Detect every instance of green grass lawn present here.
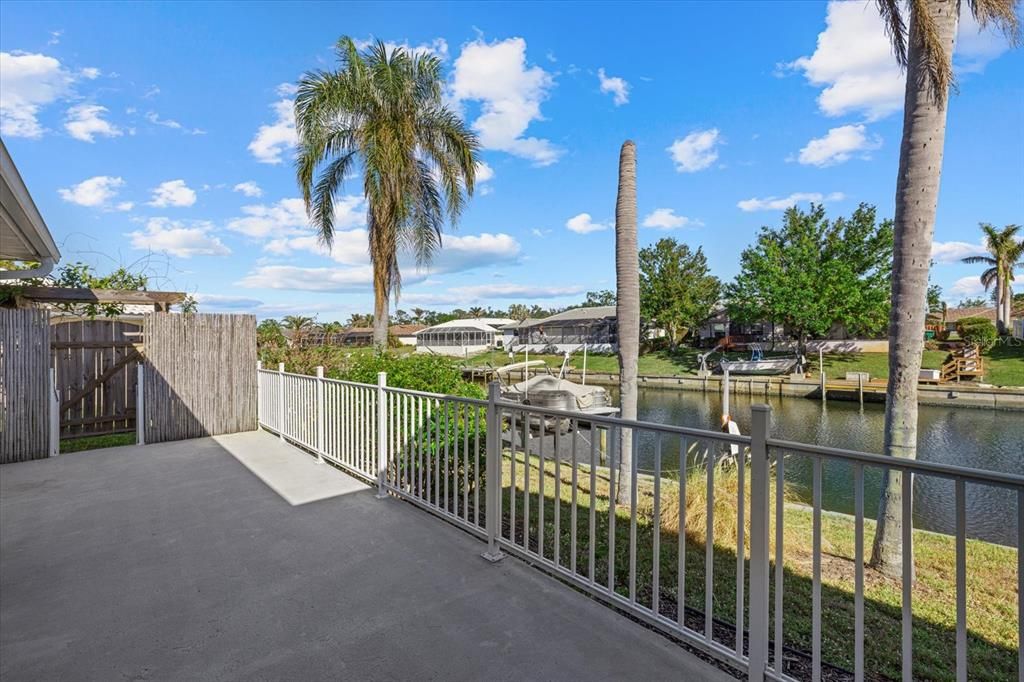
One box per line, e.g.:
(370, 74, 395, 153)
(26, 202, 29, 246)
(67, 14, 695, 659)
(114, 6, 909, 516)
(60, 432, 136, 453)
(467, 344, 1024, 387)
(498, 454, 1019, 681)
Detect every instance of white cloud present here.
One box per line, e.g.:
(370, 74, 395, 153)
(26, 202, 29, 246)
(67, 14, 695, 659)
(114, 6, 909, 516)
(642, 208, 700, 230)
(248, 98, 296, 164)
(667, 128, 720, 173)
(227, 196, 364, 238)
(931, 239, 988, 264)
(240, 231, 521, 292)
(64, 103, 122, 142)
(145, 111, 204, 135)
(58, 175, 131, 210)
(148, 179, 197, 208)
(193, 293, 267, 311)
(128, 218, 230, 258)
(566, 213, 609, 234)
(402, 283, 584, 306)
(0, 51, 75, 137)
(597, 68, 630, 106)
(796, 124, 882, 166)
(787, 1, 1014, 121)
(785, 1, 904, 120)
(475, 160, 495, 194)
(450, 37, 562, 166)
(737, 192, 845, 212)
(79, 67, 101, 80)
(47, 31, 63, 46)
(275, 82, 298, 97)
(233, 181, 263, 198)
(353, 37, 449, 60)
(949, 276, 985, 298)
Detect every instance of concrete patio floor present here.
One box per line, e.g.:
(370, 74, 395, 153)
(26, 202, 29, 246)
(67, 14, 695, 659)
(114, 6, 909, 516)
(1, 430, 735, 681)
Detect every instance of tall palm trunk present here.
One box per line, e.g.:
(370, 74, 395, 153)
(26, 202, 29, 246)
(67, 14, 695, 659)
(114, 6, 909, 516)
(871, 0, 958, 577)
(373, 289, 389, 348)
(615, 141, 639, 506)
(994, 271, 1005, 334)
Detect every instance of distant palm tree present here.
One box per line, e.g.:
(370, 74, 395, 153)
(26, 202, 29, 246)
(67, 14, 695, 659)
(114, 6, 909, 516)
(507, 303, 529, 321)
(871, 0, 1019, 577)
(615, 141, 639, 506)
(467, 306, 485, 318)
(411, 307, 428, 323)
(961, 223, 1023, 334)
(282, 315, 315, 347)
(295, 38, 479, 348)
(347, 313, 372, 328)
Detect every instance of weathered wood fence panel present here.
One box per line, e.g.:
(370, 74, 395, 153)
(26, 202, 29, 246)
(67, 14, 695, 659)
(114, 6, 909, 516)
(51, 318, 142, 439)
(1, 309, 51, 463)
(143, 313, 256, 443)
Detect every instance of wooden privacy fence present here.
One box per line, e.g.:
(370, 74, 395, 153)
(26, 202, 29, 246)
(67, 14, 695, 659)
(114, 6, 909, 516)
(142, 313, 257, 443)
(0, 309, 51, 463)
(51, 317, 142, 438)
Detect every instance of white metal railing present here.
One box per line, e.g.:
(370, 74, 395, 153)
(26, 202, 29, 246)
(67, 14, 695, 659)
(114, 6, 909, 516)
(256, 366, 1024, 682)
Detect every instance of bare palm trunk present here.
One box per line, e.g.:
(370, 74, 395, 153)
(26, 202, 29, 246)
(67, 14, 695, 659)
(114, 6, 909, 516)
(1005, 282, 1013, 333)
(615, 141, 639, 506)
(871, 0, 958, 577)
(995, 273, 1005, 334)
(373, 288, 389, 349)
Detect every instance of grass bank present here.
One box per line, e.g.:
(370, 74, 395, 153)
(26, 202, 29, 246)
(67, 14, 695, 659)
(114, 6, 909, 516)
(467, 344, 1024, 387)
(498, 453, 1019, 681)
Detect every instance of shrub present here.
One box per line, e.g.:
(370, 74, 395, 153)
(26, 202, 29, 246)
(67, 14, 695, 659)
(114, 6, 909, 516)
(337, 351, 483, 398)
(957, 318, 998, 350)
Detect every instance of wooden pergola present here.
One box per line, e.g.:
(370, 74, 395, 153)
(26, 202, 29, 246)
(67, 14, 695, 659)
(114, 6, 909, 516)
(11, 285, 186, 312)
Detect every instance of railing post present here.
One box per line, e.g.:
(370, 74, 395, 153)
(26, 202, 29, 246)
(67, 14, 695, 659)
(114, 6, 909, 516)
(315, 366, 324, 464)
(49, 367, 60, 457)
(482, 381, 505, 562)
(278, 362, 285, 443)
(748, 404, 771, 681)
(255, 361, 262, 427)
(136, 364, 145, 446)
(375, 371, 388, 499)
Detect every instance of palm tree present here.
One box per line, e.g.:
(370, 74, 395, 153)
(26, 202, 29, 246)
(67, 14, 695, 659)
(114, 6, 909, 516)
(467, 306, 485, 318)
(282, 315, 315, 347)
(295, 38, 479, 348)
(508, 303, 529, 321)
(615, 141, 639, 506)
(962, 223, 1024, 334)
(871, 0, 1019, 577)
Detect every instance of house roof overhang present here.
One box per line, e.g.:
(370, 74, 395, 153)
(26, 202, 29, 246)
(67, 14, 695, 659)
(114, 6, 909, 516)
(0, 138, 61, 269)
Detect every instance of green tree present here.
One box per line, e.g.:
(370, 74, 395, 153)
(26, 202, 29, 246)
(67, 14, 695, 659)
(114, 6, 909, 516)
(0, 261, 191, 317)
(871, 0, 1019, 577)
(582, 290, 616, 307)
(257, 319, 286, 348)
(926, 284, 942, 313)
(639, 238, 720, 348)
(957, 297, 987, 308)
(726, 204, 893, 355)
(295, 38, 479, 348)
(507, 303, 530, 321)
(961, 223, 1023, 334)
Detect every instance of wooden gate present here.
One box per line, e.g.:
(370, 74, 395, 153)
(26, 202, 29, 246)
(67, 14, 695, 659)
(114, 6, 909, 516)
(51, 317, 143, 439)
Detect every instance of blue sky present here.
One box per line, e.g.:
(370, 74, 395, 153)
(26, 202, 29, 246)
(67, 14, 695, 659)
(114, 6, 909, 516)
(2, 0, 1022, 320)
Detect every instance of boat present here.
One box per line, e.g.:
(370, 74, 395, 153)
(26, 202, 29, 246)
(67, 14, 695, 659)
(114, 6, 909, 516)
(495, 360, 619, 425)
(717, 344, 799, 376)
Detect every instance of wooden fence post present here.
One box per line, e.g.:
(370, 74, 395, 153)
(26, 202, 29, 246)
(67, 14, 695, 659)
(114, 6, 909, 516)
(136, 364, 145, 446)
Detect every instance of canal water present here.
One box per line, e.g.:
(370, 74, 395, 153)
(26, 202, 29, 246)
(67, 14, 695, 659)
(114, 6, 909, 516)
(625, 386, 1023, 547)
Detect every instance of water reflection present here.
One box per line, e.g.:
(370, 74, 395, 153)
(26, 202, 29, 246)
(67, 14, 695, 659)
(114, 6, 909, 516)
(626, 386, 1023, 547)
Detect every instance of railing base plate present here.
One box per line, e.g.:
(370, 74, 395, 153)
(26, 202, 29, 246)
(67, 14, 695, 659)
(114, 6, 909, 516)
(481, 550, 506, 563)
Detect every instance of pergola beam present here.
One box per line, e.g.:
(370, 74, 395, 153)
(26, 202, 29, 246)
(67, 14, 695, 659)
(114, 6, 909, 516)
(14, 286, 186, 312)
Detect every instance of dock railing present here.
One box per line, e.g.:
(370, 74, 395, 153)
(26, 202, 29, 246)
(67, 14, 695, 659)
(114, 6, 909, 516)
(257, 367, 1023, 682)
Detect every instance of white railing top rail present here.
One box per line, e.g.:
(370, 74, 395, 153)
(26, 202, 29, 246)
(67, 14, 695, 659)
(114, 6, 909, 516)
(260, 367, 375, 390)
(768, 436, 1024, 489)
(496, 397, 752, 446)
(383, 384, 488, 406)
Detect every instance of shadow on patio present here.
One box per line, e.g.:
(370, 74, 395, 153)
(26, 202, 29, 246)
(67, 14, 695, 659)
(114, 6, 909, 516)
(0, 430, 733, 681)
